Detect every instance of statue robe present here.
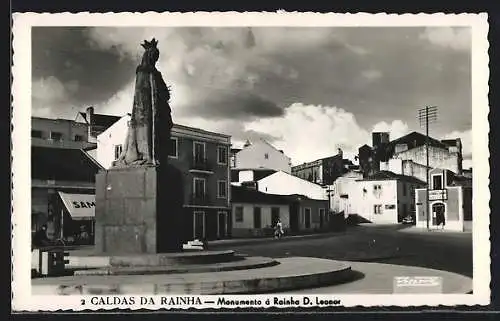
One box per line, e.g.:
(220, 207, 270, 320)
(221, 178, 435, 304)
(115, 65, 173, 167)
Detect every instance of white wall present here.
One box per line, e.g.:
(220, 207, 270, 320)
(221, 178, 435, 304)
(257, 171, 328, 200)
(395, 145, 461, 174)
(239, 170, 255, 182)
(396, 180, 420, 220)
(353, 179, 399, 224)
(235, 139, 292, 173)
(96, 115, 129, 169)
(330, 171, 363, 215)
(380, 158, 403, 174)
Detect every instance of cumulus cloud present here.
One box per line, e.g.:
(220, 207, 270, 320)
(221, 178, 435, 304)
(419, 27, 471, 51)
(243, 103, 372, 165)
(361, 69, 383, 81)
(372, 120, 410, 141)
(32, 76, 79, 117)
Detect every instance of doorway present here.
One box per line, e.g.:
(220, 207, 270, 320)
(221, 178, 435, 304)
(193, 211, 205, 240)
(319, 208, 325, 229)
(217, 211, 227, 239)
(304, 208, 311, 229)
(431, 203, 446, 227)
(253, 207, 262, 229)
(289, 203, 299, 233)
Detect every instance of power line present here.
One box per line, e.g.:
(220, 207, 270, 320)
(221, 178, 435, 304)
(417, 105, 438, 231)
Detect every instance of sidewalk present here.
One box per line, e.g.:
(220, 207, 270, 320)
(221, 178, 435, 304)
(398, 226, 472, 235)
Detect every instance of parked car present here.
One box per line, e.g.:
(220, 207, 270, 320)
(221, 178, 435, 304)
(402, 215, 415, 225)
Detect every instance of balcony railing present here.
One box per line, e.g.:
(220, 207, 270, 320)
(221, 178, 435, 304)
(190, 157, 213, 172)
(189, 193, 211, 206)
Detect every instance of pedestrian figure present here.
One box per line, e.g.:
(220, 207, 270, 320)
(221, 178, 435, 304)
(274, 219, 284, 239)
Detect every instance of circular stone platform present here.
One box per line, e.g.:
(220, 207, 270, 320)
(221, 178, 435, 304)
(74, 256, 279, 276)
(32, 257, 353, 295)
(108, 250, 239, 267)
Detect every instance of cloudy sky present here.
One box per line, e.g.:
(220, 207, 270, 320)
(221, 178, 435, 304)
(32, 26, 472, 167)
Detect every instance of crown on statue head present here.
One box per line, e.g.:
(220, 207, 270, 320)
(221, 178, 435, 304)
(141, 38, 159, 49)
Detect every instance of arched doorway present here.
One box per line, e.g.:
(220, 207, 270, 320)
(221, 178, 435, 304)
(432, 202, 446, 228)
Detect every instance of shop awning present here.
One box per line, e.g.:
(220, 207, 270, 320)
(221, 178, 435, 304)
(58, 192, 95, 220)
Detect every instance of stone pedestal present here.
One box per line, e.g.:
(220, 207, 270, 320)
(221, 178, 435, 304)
(94, 166, 184, 255)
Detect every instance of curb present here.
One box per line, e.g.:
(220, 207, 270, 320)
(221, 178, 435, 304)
(208, 231, 347, 248)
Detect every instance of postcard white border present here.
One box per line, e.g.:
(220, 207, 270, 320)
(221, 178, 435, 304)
(11, 12, 490, 311)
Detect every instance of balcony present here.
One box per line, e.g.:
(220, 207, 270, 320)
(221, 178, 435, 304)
(189, 193, 211, 206)
(189, 157, 214, 174)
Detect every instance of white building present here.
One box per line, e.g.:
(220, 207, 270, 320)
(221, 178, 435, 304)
(353, 171, 425, 224)
(232, 138, 292, 173)
(231, 185, 291, 237)
(330, 170, 364, 216)
(414, 168, 472, 232)
(96, 114, 130, 169)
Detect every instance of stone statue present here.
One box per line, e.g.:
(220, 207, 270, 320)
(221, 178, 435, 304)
(113, 38, 173, 167)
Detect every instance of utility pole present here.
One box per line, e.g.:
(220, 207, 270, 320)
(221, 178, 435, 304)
(418, 106, 438, 230)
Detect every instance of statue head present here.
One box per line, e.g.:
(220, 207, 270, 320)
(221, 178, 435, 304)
(140, 38, 160, 67)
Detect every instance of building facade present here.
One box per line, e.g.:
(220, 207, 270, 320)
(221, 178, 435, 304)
(415, 168, 472, 231)
(380, 158, 429, 183)
(354, 171, 425, 224)
(287, 195, 329, 233)
(231, 185, 291, 237)
(231, 138, 292, 173)
(291, 150, 345, 186)
(329, 170, 364, 216)
(96, 115, 232, 240)
(393, 144, 462, 176)
(31, 117, 95, 150)
(358, 131, 463, 178)
(31, 146, 102, 245)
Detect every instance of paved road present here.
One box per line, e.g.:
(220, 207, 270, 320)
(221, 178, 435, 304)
(210, 224, 473, 277)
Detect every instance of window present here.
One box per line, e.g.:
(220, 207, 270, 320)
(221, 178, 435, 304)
(31, 130, 42, 138)
(374, 205, 382, 214)
(193, 142, 205, 162)
(74, 134, 83, 142)
(373, 184, 382, 198)
(169, 137, 178, 158)
(217, 180, 227, 198)
(217, 146, 227, 165)
(193, 178, 206, 198)
(235, 206, 244, 222)
(50, 131, 63, 141)
(264, 153, 269, 159)
(114, 144, 123, 160)
(253, 207, 262, 228)
(271, 207, 280, 226)
(304, 208, 311, 228)
(432, 175, 443, 190)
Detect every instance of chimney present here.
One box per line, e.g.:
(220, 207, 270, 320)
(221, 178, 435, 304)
(337, 148, 343, 158)
(86, 106, 94, 138)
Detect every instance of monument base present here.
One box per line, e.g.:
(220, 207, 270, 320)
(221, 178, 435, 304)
(94, 166, 184, 255)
